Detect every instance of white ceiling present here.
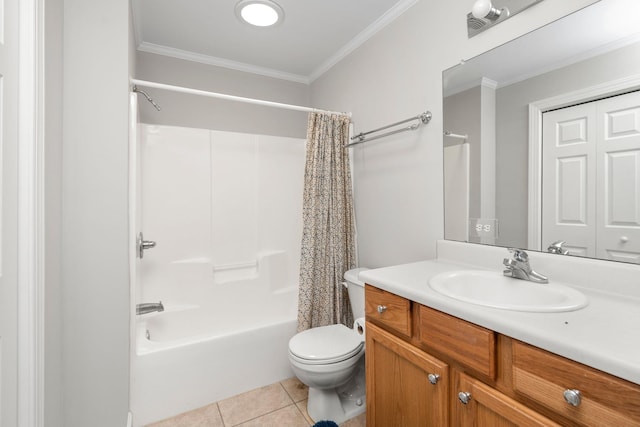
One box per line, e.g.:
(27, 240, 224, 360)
(131, 0, 416, 84)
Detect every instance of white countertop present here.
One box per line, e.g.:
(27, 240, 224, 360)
(359, 243, 640, 386)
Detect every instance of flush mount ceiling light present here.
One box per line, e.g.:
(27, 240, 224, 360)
(235, 0, 284, 27)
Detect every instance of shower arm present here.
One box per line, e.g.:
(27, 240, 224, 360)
(132, 85, 162, 111)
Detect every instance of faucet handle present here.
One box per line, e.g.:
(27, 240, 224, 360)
(507, 248, 528, 262)
(548, 240, 569, 255)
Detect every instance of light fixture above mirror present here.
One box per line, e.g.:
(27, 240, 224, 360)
(235, 0, 284, 27)
(468, 0, 543, 38)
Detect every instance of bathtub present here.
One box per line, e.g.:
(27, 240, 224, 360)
(131, 266, 298, 426)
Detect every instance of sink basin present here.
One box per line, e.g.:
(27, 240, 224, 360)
(428, 270, 588, 312)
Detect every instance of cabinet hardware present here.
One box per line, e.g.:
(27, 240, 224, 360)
(428, 373, 440, 385)
(458, 391, 472, 404)
(563, 389, 582, 407)
(377, 305, 387, 314)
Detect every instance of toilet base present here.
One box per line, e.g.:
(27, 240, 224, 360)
(306, 358, 365, 425)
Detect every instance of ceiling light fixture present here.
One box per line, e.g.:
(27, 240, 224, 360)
(235, 0, 284, 27)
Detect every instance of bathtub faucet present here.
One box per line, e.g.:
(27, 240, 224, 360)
(136, 301, 164, 315)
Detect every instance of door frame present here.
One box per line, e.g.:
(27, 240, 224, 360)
(18, 0, 45, 425)
(527, 73, 640, 251)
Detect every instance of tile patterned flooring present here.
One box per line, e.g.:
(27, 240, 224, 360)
(146, 377, 366, 427)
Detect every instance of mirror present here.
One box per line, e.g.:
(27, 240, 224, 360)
(443, 0, 640, 263)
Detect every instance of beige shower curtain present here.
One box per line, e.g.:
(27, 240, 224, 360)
(297, 112, 357, 332)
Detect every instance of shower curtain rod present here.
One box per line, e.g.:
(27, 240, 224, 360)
(130, 79, 348, 116)
(346, 111, 432, 147)
(443, 130, 468, 140)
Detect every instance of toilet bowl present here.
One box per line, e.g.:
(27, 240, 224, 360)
(288, 268, 368, 424)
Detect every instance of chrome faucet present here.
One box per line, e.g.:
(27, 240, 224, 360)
(136, 301, 164, 315)
(503, 248, 548, 284)
(547, 240, 569, 255)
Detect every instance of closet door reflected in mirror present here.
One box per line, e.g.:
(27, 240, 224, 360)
(542, 91, 640, 263)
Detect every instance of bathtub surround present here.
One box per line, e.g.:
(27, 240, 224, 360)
(131, 124, 303, 425)
(137, 124, 304, 301)
(298, 113, 357, 331)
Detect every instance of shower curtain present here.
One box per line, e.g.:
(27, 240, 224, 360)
(297, 112, 357, 332)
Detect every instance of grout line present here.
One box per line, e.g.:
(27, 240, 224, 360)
(230, 403, 303, 427)
(278, 381, 295, 404)
(293, 402, 313, 426)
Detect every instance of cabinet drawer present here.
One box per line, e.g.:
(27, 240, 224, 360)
(512, 341, 640, 427)
(365, 285, 411, 337)
(417, 305, 496, 379)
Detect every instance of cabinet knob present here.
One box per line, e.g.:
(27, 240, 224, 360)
(428, 373, 440, 385)
(377, 305, 387, 314)
(563, 389, 582, 407)
(458, 391, 472, 405)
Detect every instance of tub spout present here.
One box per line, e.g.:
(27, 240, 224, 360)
(136, 301, 164, 315)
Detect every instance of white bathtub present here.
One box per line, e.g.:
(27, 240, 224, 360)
(131, 277, 298, 426)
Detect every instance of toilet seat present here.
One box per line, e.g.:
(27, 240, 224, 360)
(289, 324, 364, 365)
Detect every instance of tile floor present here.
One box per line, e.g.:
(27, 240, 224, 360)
(146, 377, 366, 427)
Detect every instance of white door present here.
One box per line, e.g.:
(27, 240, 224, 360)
(595, 92, 640, 263)
(542, 91, 640, 262)
(542, 102, 597, 257)
(0, 0, 20, 424)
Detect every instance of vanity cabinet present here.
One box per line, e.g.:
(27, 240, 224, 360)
(366, 322, 449, 426)
(364, 284, 640, 427)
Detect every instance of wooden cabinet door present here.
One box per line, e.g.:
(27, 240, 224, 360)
(366, 322, 448, 427)
(455, 373, 561, 427)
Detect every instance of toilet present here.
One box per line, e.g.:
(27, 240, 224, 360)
(288, 268, 368, 424)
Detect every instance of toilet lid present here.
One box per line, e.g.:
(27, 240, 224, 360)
(289, 324, 364, 364)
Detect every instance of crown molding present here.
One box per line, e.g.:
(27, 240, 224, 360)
(137, 42, 311, 85)
(308, 0, 418, 82)
(481, 77, 498, 89)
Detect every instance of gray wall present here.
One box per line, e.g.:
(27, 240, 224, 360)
(496, 41, 640, 248)
(135, 52, 310, 138)
(309, 0, 598, 268)
(61, 0, 131, 425)
(45, 0, 63, 425)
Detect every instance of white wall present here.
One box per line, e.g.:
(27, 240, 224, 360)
(62, 0, 131, 425)
(135, 52, 310, 138)
(310, 0, 598, 268)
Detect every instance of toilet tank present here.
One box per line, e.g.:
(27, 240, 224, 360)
(344, 268, 369, 319)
